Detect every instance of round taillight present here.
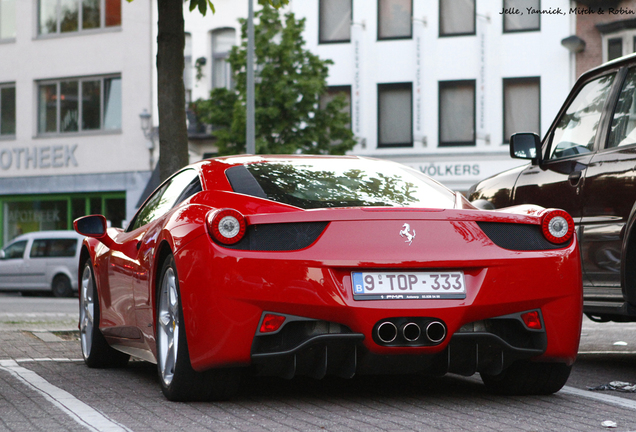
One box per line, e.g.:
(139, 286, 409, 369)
(541, 209, 574, 244)
(207, 209, 246, 245)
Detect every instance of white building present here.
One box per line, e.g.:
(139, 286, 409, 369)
(0, 0, 575, 245)
(0, 0, 154, 245)
(183, 0, 575, 191)
(290, 0, 576, 191)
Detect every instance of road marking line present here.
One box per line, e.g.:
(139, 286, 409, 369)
(561, 385, 636, 410)
(0, 360, 132, 432)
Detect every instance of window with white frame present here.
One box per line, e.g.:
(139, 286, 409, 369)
(212, 28, 236, 90)
(439, 80, 475, 146)
(439, 0, 475, 36)
(0, 0, 16, 40)
(0, 83, 15, 136)
(378, 83, 412, 147)
(38, 0, 121, 36)
(378, 0, 412, 40)
(600, 28, 636, 62)
(503, 0, 539, 32)
(38, 75, 121, 134)
(319, 0, 351, 43)
(503, 77, 540, 143)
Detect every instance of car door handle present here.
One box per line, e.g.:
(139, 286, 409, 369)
(568, 171, 582, 186)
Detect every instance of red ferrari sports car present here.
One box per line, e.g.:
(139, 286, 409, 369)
(74, 155, 582, 401)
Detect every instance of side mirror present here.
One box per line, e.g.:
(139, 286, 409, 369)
(510, 133, 542, 165)
(74, 215, 116, 249)
(74, 215, 107, 236)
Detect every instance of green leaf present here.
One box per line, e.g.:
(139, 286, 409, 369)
(197, 0, 206, 15)
(194, 6, 355, 156)
(258, 0, 289, 8)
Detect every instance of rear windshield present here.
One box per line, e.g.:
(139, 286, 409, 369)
(30, 239, 78, 258)
(226, 159, 456, 210)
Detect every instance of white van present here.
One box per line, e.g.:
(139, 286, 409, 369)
(0, 231, 84, 297)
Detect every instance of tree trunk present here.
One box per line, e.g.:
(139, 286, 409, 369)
(156, 0, 189, 182)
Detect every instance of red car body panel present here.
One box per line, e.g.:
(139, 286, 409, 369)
(78, 156, 583, 377)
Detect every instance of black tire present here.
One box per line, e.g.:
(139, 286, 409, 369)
(52, 274, 73, 298)
(156, 254, 240, 402)
(79, 261, 130, 368)
(481, 360, 571, 395)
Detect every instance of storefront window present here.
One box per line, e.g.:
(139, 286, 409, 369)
(4, 200, 68, 243)
(1, 192, 125, 246)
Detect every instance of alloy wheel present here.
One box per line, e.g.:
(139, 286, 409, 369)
(157, 267, 179, 387)
(79, 265, 94, 359)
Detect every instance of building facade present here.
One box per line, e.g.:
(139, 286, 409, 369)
(573, 0, 636, 77)
(0, 0, 155, 246)
(0, 0, 578, 246)
(182, 0, 576, 192)
(290, 0, 575, 191)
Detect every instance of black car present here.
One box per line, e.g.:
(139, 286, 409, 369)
(469, 53, 636, 323)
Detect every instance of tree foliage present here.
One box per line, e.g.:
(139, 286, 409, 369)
(193, 6, 356, 155)
(125, 0, 289, 181)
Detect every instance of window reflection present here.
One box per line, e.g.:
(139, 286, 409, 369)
(60, 81, 79, 132)
(127, 170, 200, 232)
(39, 0, 57, 34)
(2, 241, 27, 259)
(548, 74, 615, 159)
(82, 0, 100, 29)
(240, 159, 456, 210)
(38, 75, 120, 134)
(38, 84, 57, 133)
(608, 68, 636, 148)
(82, 80, 101, 130)
(60, 0, 78, 32)
(38, 0, 121, 35)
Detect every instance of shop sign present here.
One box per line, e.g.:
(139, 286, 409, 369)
(0, 145, 78, 171)
(7, 209, 61, 223)
(405, 160, 527, 183)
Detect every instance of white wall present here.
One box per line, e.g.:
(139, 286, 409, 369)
(0, 0, 154, 178)
(293, 0, 572, 153)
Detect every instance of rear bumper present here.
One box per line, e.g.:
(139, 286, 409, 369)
(176, 219, 583, 373)
(250, 311, 547, 379)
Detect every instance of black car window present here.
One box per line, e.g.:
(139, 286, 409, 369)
(547, 73, 615, 160)
(127, 169, 200, 232)
(29, 239, 77, 258)
(608, 68, 636, 148)
(2, 240, 27, 259)
(230, 159, 457, 209)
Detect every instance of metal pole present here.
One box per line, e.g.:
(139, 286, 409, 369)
(246, 0, 256, 154)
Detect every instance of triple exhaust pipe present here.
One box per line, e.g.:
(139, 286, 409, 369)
(376, 319, 447, 345)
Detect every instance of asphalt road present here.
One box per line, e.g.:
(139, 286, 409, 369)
(2, 292, 636, 431)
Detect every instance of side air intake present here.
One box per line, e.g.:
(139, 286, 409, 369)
(220, 222, 329, 251)
(477, 222, 568, 251)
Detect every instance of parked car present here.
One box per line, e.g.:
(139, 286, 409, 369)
(468, 53, 636, 323)
(74, 155, 581, 401)
(0, 230, 84, 297)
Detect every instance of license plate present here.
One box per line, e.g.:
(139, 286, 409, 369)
(352, 271, 466, 300)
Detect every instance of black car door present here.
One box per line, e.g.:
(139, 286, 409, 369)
(513, 71, 618, 287)
(580, 67, 636, 290)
